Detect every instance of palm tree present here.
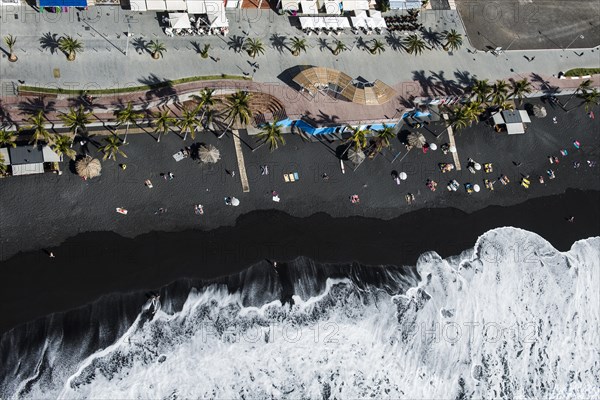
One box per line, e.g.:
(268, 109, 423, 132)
(470, 78, 492, 104)
(219, 91, 252, 139)
(345, 126, 369, 150)
(99, 134, 127, 161)
(244, 38, 265, 58)
(59, 105, 91, 142)
(332, 40, 347, 56)
(578, 88, 599, 112)
(0, 153, 7, 175)
(442, 29, 463, 51)
(58, 35, 83, 61)
(403, 34, 428, 55)
(290, 37, 307, 56)
(115, 102, 142, 144)
(375, 125, 396, 152)
(464, 101, 483, 124)
(4, 35, 17, 62)
(256, 120, 285, 151)
(565, 79, 592, 107)
(0, 129, 18, 148)
(450, 106, 470, 132)
(148, 40, 166, 59)
(497, 100, 514, 111)
(177, 107, 200, 141)
(199, 44, 210, 59)
(192, 88, 217, 127)
(490, 80, 509, 106)
(153, 109, 174, 142)
(370, 39, 386, 55)
(51, 134, 76, 161)
(25, 111, 51, 146)
(510, 78, 532, 104)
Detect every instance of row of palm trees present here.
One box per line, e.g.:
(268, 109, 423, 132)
(0, 89, 290, 167)
(4, 28, 460, 63)
(450, 78, 599, 131)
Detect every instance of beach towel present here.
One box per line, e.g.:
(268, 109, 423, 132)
(573, 141, 581, 149)
(560, 149, 568, 156)
(284, 174, 290, 182)
(293, 172, 299, 180)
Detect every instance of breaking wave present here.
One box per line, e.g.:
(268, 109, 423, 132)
(1, 228, 599, 399)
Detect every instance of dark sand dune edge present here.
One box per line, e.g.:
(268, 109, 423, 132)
(0, 188, 598, 335)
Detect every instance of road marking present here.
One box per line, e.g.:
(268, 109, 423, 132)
(443, 113, 461, 171)
(233, 130, 250, 193)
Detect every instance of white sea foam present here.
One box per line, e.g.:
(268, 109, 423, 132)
(9, 228, 600, 399)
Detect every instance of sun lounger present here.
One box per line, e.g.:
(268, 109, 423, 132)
(145, 179, 153, 188)
(284, 174, 290, 182)
(289, 174, 295, 182)
(173, 151, 185, 162)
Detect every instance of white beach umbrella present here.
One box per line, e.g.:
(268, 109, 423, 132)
(474, 163, 482, 170)
(449, 145, 457, 153)
(399, 172, 408, 180)
(473, 184, 481, 192)
(231, 197, 240, 206)
(429, 143, 438, 151)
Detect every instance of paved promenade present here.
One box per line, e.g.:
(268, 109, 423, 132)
(1, 7, 599, 95)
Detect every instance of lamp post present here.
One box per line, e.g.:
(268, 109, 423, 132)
(565, 34, 584, 50)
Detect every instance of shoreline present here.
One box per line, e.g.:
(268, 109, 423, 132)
(0, 189, 599, 335)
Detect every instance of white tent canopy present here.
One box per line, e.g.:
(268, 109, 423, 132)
(165, 0, 186, 9)
(324, 0, 340, 14)
(300, 17, 315, 29)
(300, 0, 318, 13)
(169, 12, 191, 28)
(343, 0, 368, 10)
(187, 0, 206, 13)
(350, 16, 367, 28)
(129, 0, 147, 11)
(366, 17, 386, 28)
(281, 0, 299, 10)
(11, 163, 43, 176)
(146, 0, 167, 10)
(207, 8, 228, 27)
(42, 146, 61, 162)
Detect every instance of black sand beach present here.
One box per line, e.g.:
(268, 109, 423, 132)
(0, 189, 599, 335)
(0, 98, 599, 334)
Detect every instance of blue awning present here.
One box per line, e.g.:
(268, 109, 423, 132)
(39, 0, 87, 7)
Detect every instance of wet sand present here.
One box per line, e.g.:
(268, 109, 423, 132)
(0, 189, 598, 335)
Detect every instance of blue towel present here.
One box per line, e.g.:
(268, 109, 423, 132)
(294, 172, 299, 180)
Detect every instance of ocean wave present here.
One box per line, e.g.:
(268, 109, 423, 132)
(1, 228, 598, 399)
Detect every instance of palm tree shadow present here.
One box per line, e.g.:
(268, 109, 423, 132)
(18, 97, 56, 116)
(227, 35, 245, 53)
(132, 37, 148, 54)
(430, 70, 461, 96)
(313, 110, 339, 125)
(190, 41, 202, 54)
(270, 34, 288, 54)
(40, 32, 60, 54)
(529, 73, 560, 96)
(317, 38, 329, 52)
(139, 74, 178, 106)
(420, 28, 442, 49)
(385, 33, 403, 51)
(412, 70, 436, 97)
(355, 37, 369, 51)
(453, 70, 474, 92)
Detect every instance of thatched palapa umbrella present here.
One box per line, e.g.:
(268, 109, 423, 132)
(348, 148, 365, 165)
(198, 144, 221, 164)
(407, 132, 426, 148)
(533, 105, 547, 118)
(75, 156, 102, 180)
